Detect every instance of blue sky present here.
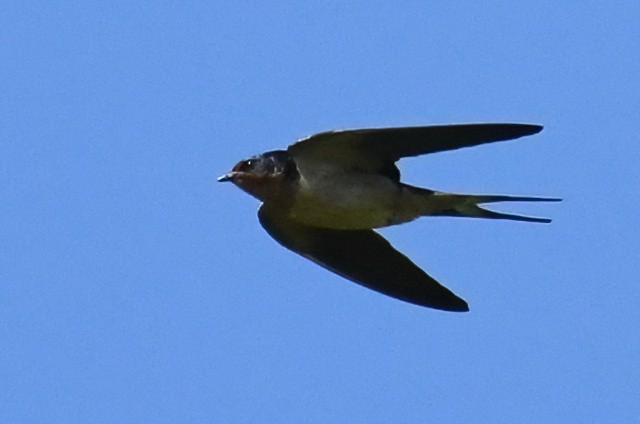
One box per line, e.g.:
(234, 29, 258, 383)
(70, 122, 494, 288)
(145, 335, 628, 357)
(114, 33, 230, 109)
(2, 1, 639, 422)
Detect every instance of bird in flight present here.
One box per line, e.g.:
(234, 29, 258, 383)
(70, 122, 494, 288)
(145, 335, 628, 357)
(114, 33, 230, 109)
(218, 123, 559, 312)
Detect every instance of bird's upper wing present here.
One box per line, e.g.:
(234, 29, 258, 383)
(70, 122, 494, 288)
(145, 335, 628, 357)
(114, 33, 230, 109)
(288, 124, 542, 181)
(258, 205, 469, 312)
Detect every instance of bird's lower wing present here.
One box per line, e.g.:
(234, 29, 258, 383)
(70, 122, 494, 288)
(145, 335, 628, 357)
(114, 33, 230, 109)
(258, 206, 469, 312)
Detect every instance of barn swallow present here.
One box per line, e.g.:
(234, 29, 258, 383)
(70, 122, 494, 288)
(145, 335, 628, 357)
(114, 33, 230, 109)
(218, 123, 559, 312)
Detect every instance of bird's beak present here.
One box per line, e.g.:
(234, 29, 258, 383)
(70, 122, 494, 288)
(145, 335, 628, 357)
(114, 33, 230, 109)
(217, 173, 235, 182)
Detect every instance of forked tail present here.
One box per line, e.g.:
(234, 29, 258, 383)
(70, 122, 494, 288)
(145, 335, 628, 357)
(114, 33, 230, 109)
(430, 193, 561, 223)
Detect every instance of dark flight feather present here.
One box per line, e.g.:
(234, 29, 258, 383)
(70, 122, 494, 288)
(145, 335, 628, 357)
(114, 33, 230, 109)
(258, 206, 469, 312)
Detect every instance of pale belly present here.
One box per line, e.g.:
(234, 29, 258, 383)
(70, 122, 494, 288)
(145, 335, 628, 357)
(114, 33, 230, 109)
(285, 174, 424, 230)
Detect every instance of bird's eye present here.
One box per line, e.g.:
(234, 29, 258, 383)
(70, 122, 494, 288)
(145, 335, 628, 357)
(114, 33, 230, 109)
(236, 159, 256, 172)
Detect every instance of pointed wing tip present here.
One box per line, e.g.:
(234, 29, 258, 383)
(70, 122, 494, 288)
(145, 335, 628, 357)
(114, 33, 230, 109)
(437, 300, 470, 312)
(519, 123, 543, 136)
(457, 303, 470, 312)
(415, 295, 469, 312)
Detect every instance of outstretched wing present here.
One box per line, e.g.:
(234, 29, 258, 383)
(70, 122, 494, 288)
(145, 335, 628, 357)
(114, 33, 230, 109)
(289, 123, 542, 181)
(258, 205, 469, 312)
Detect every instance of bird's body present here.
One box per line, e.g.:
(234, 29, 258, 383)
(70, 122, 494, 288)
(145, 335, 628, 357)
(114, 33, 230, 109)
(219, 123, 559, 312)
(290, 170, 406, 229)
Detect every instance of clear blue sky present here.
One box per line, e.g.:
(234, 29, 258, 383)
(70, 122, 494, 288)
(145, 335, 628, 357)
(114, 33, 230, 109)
(2, 2, 639, 423)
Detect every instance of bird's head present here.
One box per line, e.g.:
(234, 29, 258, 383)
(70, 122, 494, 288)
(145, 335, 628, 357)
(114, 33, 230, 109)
(218, 150, 298, 202)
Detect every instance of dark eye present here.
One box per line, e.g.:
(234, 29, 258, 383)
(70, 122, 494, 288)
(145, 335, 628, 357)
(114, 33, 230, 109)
(236, 159, 255, 172)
